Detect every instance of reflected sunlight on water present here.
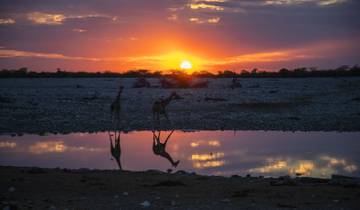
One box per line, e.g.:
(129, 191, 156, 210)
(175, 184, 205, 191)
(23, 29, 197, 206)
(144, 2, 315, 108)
(0, 131, 359, 178)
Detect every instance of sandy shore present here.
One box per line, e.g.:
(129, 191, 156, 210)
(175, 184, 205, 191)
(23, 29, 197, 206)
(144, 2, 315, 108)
(1, 166, 359, 210)
(1, 77, 360, 134)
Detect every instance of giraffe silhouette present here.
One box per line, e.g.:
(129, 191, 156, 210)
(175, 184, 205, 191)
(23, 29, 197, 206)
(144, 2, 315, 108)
(108, 130, 122, 170)
(152, 91, 181, 127)
(152, 130, 180, 167)
(110, 85, 124, 126)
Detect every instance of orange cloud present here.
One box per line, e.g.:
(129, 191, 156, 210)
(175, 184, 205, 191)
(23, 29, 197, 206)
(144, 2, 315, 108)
(0, 49, 101, 61)
(27, 12, 66, 25)
(27, 12, 117, 25)
(189, 3, 224, 11)
(189, 17, 220, 24)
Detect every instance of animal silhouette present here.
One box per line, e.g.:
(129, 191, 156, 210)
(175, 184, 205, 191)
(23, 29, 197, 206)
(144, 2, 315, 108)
(152, 130, 180, 167)
(152, 91, 181, 126)
(110, 86, 124, 123)
(108, 131, 122, 170)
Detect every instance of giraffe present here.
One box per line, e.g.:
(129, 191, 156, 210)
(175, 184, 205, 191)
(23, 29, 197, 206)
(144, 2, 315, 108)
(108, 130, 122, 170)
(110, 86, 124, 124)
(152, 91, 181, 126)
(152, 130, 180, 167)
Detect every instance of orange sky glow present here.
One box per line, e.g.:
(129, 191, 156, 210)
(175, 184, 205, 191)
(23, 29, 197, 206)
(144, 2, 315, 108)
(0, 0, 359, 72)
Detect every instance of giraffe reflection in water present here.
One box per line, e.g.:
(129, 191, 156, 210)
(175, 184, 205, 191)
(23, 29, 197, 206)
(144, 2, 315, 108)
(152, 130, 180, 167)
(151, 91, 182, 168)
(108, 130, 122, 170)
(108, 84, 124, 171)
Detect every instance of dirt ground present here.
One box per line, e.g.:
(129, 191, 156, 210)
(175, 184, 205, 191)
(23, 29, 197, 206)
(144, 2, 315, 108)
(1, 166, 359, 210)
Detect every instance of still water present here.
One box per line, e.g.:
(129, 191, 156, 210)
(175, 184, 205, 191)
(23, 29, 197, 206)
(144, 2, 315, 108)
(0, 131, 359, 178)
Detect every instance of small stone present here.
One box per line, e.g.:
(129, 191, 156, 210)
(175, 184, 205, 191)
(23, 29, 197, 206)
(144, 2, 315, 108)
(8, 187, 16, 192)
(171, 200, 176, 206)
(114, 195, 119, 199)
(123, 192, 128, 196)
(140, 200, 151, 208)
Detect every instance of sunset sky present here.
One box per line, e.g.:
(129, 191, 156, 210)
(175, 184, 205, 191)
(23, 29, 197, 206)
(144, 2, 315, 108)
(0, 0, 359, 72)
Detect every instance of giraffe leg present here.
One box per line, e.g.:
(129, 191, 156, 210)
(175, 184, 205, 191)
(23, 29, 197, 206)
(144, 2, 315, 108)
(153, 112, 158, 130)
(164, 130, 174, 146)
(156, 113, 160, 128)
(164, 111, 172, 126)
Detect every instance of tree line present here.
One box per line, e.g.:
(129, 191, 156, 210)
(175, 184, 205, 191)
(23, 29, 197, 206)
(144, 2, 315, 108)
(0, 65, 359, 78)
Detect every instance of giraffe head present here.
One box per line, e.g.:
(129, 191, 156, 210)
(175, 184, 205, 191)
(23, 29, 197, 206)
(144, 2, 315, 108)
(171, 91, 182, 100)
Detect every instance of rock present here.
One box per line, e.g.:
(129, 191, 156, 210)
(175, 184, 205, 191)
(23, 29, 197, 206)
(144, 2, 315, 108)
(8, 187, 16, 192)
(140, 200, 151, 208)
(123, 192, 129, 196)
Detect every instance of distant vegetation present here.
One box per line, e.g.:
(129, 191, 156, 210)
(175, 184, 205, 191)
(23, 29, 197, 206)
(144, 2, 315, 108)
(0, 65, 359, 78)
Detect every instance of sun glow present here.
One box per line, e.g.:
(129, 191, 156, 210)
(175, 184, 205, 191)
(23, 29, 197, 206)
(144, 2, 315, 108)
(154, 51, 203, 71)
(180, 60, 192, 70)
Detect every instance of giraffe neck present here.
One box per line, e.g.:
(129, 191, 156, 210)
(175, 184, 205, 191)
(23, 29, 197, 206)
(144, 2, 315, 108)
(162, 94, 174, 106)
(115, 89, 122, 101)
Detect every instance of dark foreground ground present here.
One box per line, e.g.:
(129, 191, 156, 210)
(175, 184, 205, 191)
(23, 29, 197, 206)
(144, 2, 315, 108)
(1, 166, 360, 210)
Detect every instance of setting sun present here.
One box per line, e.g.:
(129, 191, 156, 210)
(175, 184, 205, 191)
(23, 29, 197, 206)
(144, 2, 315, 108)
(180, 60, 192, 70)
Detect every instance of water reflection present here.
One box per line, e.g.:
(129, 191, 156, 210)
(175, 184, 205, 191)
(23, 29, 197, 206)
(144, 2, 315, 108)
(108, 131, 122, 170)
(0, 131, 359, 178)
(0, 141, 16, 148)
(152, 130, 180, 167)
